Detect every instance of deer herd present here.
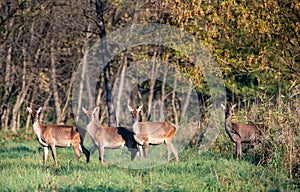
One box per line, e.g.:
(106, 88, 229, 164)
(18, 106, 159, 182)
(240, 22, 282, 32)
(27, 103, 264, 166)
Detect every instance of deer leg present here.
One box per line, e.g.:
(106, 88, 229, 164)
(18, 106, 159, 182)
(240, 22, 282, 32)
(143, 143, 149, 158)
(80, 143, 90, 163)
(235, 141, 242, 159)
(171, 143, 179, 162)
(38, 137, 48, 147)
(50, 145, 57, 166)
(239, 142, 242, 158)
(133, 135, 144, 159)
(130, 148, 138, 161)
(127, 140, 138, 161)
(133, 145, 143, 160)
(43, 147, 49, 165)
(137, 145, 143, 159)
(73, 144, 81, 162)
(166, 142, 172, 162)
(99, 146, 104, 164)
(138, 145, 143, 159)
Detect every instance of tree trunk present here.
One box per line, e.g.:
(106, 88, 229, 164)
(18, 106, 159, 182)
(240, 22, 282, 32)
(160, 64, 168, 121)
(84, 22, 94, 109)
(181, 81, 194, 118)
(1, 18, 15, 131)
(115, 53, 127, 125)
(58, 70, 76, 124)
(75, 55, 87, 122)
(51, 38, 62, 124)
(11, 47, 29, 132)
(25, 110, 31, 132)
(147, 54, 158, 121)
(1, 45, 13, 131)
(40, 91, 53, 124)
(96, 76, 104, 107)
(104, 65, 117, 127)
(75, 19, 93, 121)
(96, 0, 116, 127)
(172, 76, 179, 127)
(2, 108, 10, 131)
(1, 45, 14, 130)
(85, 68, 94, 109)
(25, 88, 37, 131)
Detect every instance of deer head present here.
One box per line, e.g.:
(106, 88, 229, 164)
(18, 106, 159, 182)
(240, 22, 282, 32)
(82, 106, 101, 127)
(221, 104, 236, 119)
(27, 107, 42, 124)
(128, 104, 143, 122)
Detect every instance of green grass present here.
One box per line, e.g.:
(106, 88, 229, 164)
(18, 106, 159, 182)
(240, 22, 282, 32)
(0, 140, 298, 191)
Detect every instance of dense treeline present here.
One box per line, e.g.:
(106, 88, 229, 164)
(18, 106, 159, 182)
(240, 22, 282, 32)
(0, 0, 299, 179)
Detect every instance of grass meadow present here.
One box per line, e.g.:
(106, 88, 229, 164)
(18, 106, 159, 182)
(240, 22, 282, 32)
(0, 136, 298, 192)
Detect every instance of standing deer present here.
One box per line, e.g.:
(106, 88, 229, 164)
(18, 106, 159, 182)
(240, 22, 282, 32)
(128, 104, 179, 162)
(221, 104, 263, 159)
(82, 106, 139, 164)
(27, 107, 90, 165)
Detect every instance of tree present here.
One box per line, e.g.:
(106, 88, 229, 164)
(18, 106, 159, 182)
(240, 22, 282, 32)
(95, 0, 117, 127)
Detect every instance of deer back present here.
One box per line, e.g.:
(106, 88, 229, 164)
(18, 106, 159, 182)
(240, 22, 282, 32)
(41, 124, 80, 147)
(133, 121, 176, 143)
(233, 123, 262, 141)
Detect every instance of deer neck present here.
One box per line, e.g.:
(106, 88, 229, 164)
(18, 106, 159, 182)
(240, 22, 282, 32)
(32, 120, 48, 147)
(87, 118, 100, 137)
(32, 120, 43, 136)
(132, 117, 140, 126)
(131, 113, 140, 123)
(225, 115, 233, 132)
(131, 117, 142, 133)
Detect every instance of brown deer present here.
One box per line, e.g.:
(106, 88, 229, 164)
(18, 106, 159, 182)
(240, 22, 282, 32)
(128, 104, 179, 162)
(27, 107, 90, 165)
(82, 106, 139, 164)
(221, 104, 263, 159)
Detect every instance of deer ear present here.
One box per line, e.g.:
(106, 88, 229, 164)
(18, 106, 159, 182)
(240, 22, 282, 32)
(93, 106, 99, 114)
(221, 104, 226, 110)
(231, 104, 237, 110)
(37, 107, 42, 114)
(92, 107, 100, 120)
(137, 104, 143, 113)
(128, 105, 134, 112)
(82, 107, 87, 114)
(27, 107, 32, 113)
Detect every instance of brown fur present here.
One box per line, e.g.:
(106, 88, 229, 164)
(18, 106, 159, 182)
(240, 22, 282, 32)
(128, 105, 179, 162)
(82, 107, 139, 164)
(221, 104, 263, 159)
(27, 107, 90, 165)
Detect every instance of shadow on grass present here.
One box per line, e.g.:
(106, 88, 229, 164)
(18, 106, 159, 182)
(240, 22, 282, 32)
(57, 185, 185, 192)
(0, 159, 46, 171)
(0, 145, 35, 153)
(58, 185, 124, 192)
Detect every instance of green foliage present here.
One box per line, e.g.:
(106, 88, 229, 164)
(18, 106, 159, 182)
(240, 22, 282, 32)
(164, 0, 299, 99)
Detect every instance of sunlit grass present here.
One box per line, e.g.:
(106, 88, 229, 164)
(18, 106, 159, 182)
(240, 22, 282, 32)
(0, 140, 297, 191)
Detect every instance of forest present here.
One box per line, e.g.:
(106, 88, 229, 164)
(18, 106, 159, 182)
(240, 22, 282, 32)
(0, 0, 299, 190)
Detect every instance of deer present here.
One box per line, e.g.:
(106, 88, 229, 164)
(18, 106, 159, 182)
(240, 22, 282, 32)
(82, 106, 139, 164)
(221, 104, 263, 159)
(128, 104, 179, 162)
(26, 107, 90, 166)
